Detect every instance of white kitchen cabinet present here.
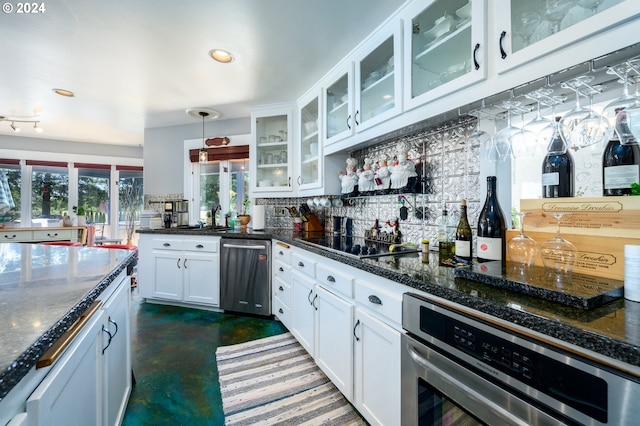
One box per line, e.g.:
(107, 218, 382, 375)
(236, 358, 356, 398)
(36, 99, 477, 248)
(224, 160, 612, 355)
(272, 240, 293, 326)
(494, 0, 637, 75)
(250, 103, 295, 196)
(323, 19, 403, 147)
(315, 285, 354, 399)
(290, 271, 316, 356)
(138, 235, 220, 307)
(353, 307, 401, 426)
(101, 275, 132, 426)
(26, 309, 105, 426)
(297, 91, 322, 191)
(402, 0, 488, 112)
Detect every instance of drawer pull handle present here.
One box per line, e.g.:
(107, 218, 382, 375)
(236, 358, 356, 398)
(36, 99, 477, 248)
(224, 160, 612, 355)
(4, 234, 17, 239)
(196, 244, 204, 249)
(47, 233, 58, 237)
(298, 261, 305, 267)
(279, 286, 284, 292)
(499, 30, 507, 59)
(163, 243, 171, 247)
(279, 267, 284, 272)
(279, 308, 284, 314)
(353, 319, 361, 342)
(279, 250, 284, 256)
(368, 295, 382, 305)
(327, 275, 336, 282)
(312, 294, 318, 311)
(177, 258, 181, 269)
(102, 325, 113, 354)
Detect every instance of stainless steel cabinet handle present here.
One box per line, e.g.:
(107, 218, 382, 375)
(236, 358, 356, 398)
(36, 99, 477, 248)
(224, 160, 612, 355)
(353, 319, 360, 342)
(177, 258, 181, 269)
(223, 243, 265, 250)
(326, 275, 335, 283)
(47, 233, 59, 237)
(298, 261, 304, 267)
(368, 295, 382, 305)
(195, 244, 204, 249)
(183, 258, 188, 268)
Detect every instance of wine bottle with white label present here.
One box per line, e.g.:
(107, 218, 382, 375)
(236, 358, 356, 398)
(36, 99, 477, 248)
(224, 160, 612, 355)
(603, 112, 640, 196)
(542, 117, 574, 198)
(476, 176, 506, 263)
(455, 199, 472, 261)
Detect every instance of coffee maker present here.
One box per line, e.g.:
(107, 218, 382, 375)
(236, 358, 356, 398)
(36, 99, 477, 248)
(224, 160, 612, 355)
(163, 200, 189, 227)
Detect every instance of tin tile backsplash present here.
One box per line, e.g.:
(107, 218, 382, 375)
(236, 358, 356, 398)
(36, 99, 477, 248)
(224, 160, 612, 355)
(260, 117, 482, 251)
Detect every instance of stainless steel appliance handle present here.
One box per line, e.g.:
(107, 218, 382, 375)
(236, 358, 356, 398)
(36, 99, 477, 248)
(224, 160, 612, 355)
(222, 243, 265, 250)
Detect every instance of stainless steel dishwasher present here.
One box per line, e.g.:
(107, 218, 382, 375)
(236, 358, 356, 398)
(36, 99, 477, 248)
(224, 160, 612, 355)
(220, 238, 271, 316)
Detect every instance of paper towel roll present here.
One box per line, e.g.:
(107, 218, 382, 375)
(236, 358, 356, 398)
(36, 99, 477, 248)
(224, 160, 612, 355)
(625, 245, 640, 302)
(252, 205, 265, 230)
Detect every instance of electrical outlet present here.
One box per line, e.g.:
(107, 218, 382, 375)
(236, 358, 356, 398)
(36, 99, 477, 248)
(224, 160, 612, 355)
(274, 208, 287, 217)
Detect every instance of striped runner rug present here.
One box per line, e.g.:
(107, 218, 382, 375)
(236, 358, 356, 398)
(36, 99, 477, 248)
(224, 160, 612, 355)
(216, 332, 367, 425)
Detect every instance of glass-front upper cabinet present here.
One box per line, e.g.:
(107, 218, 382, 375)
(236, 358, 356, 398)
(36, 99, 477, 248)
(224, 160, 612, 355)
(250, 105, 293, 194)
(495, 0, 636, 74)
(403, 0, 487, 111)
(298, 93, 321, 190)
(324, 64, 354, 146)
(354, 21, 403, 133)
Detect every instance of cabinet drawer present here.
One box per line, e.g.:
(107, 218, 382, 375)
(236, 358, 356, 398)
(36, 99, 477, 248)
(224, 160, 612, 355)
(151, 239, 184, 251)
(33, 229, 75, 242)
(273, 297, 291, 326)
(273, 277, 292, 308)
(183, 239, 218, 253)
(0, 230, 33, 242)
(273, 259, 291, 283)
(291, 251, 315, 279)
(316, 263, 353, 298)
(354, 279, 403, 326)
(273, 241, 292, 264)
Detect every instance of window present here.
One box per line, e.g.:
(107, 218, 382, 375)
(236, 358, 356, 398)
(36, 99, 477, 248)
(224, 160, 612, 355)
(229, 159, 249, 215)
(31, 164, 68, 227)
(200, 162, 221, 224)
(119, 169, 143, 245)
(77, 167, 110, 224)
(0, 162, 20, 224)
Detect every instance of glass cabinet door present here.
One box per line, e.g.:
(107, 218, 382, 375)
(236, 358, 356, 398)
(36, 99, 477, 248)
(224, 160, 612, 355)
(355, 23, 402, 132)
(324, 67, 353, 145)
(299, 96, 321, 189)
(254, 113, 291, 192)
(404, 0, 486, 110)
(496, 0, 633, 74)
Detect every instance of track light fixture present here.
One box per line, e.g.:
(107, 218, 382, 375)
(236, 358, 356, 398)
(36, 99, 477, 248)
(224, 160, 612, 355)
(0, 115, 43, 134)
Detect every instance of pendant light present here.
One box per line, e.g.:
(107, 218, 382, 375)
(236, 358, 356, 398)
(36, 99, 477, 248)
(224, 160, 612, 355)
(199, 111, 209, 164)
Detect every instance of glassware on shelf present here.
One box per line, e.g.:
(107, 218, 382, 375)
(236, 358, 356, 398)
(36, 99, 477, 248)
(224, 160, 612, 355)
(559, 76, 593, 148)
(524, 87, 565, 157)
(493, 99, 521, 161)
(507, 212, 536, 266)
(545, 0, 575, 33)
(509, 109, 537, 159)
(571, 90, 612, 149)
(539, 212, 577, 273)
(577, 0, 604, 15)
(603, 60, 640, 124)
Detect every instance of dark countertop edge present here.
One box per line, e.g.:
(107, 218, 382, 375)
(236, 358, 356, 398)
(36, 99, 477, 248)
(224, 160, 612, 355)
(0, 250, 137, 401)
(136, 229, 640, 370)
(136, 228, 272, 240)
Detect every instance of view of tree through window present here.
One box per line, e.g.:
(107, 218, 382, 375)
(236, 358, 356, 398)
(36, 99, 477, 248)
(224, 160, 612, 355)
(0, 166, 20, 222)
(119, 171, 144, 244)
(78, 168, 110, 224)
(31, 166, 68, 222)
(229, 159, 249, 215)
(200, 162, 220, 224)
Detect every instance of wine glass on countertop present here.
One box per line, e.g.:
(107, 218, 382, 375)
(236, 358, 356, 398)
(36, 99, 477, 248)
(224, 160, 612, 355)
(507, 211, 536, 266)
(540, 212, 577, 274)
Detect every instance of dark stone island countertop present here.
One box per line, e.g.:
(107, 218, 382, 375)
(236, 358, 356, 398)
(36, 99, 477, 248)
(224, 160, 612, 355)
(0, 243, 137, 401)
(138, 227, 640, 374)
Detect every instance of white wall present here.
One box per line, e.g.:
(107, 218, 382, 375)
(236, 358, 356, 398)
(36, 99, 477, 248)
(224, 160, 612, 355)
(143, 117, 251, 195)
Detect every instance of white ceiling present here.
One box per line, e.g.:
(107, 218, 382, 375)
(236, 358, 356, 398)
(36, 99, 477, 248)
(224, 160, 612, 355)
(0, 0, 405, 147)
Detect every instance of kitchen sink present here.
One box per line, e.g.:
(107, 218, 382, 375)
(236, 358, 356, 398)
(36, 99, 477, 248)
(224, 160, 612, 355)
(175, 225, 232, 231)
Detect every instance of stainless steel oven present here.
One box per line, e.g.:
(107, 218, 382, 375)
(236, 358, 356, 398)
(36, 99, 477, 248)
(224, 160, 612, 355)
(402, 292, 640, 426)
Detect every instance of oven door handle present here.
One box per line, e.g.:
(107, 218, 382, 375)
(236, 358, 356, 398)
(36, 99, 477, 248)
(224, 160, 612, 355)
(405, 341, 535, 426)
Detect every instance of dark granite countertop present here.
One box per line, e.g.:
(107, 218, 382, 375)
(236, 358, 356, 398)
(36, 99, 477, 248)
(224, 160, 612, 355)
(137, 227, 640, 373)
(0, 243, 137, 401)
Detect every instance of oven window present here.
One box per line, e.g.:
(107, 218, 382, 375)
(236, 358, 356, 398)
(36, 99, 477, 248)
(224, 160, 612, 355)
(418, 378, 485, 425)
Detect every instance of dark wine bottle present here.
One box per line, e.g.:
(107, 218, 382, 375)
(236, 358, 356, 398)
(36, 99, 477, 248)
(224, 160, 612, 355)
(455, 199, 472, 261)
(476, 176, 506, 263)
(603, 117, 640, 196)
(542, 117, 574, 198)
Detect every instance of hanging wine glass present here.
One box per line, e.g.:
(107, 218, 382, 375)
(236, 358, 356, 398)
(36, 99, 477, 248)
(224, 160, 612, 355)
(615, 75, 640, 145)
(571, 87, 612, 149)
(559, 76, 593, 149)
(493, 99, 521, 161)
(540, 212, 577, 274)
(509, 109, 537, 159)
(524, 86, 566, 157)
(603, 60, 640, 124)
(468, 100, 497, 161)
(507, 212, 536, 266)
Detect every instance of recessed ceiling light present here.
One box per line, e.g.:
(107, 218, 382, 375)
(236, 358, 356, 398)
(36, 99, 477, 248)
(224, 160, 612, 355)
(209, 49, 234, 63)
(52, 88, 74, 97)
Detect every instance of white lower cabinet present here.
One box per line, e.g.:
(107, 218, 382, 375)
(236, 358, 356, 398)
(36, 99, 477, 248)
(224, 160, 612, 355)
(290, 271, 316, 356)
(138, 234, 220, 307)
(315, 285, 354, 399)
(353, 307, 401, 426)
(25, 272, 132, 426)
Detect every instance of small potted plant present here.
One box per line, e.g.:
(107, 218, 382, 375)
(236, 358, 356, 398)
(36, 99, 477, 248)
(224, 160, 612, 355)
(237, 198, 251, 231)
(72, 206, 87, 226)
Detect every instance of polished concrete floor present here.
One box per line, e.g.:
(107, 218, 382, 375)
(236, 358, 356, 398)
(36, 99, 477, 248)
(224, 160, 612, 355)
(122, 291, 287, 426)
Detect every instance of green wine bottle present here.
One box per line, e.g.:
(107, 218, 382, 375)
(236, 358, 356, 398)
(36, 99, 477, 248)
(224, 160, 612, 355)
(455, 199, 473, 261)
